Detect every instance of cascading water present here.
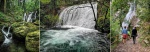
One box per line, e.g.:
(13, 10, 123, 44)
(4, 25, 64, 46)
(1, 26, 12, 45)
(27, 12, 33, 22)
(122, 1, 136, 28)
(41, 2, 109, 52)
(57, 2, 97, 29)
(0, 26, 12, 52)
(23, 11, 37, 23)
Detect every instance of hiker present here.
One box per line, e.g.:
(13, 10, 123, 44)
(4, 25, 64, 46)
(122, 26, 128, 44)
(131, 27, 137, 44)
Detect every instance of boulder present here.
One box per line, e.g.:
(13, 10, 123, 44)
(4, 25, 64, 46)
(26, 30, 39, 52)
(12, 22, 38, 39)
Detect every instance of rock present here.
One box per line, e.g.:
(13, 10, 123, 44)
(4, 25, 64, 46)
(33, 20, 39, 25)
(12, 22, 38, 39)
(13, 25, 28, 38)
(26, 30, 39, 52)
(10, 22, 39, 52)
(9, 42, 26, 52)
(25, 22, 39, 32)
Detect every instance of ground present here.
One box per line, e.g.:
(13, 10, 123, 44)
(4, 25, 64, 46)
(113, 35, 150, 52)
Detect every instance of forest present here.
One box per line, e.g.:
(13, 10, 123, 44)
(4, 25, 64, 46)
(0, 0, 39, 52)
(111, 0, 150, 51)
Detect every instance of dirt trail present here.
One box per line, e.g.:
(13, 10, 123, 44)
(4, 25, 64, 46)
(113, 35, 150, 52)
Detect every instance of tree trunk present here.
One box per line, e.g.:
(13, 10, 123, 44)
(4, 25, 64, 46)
(23, 0, 26, 13)
(89, 1, 97, 29)
(4, 0, 6, 13)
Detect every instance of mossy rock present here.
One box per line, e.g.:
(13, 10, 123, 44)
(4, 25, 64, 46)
(9, 42, 26, 52)
(33, 20, 39, 25)
(12, 22, 38, 38)
(26, 30, 39, 52)
(11, 22, 23, 28)
(25, 22, 39, 32)
(13, 26, 28, 38)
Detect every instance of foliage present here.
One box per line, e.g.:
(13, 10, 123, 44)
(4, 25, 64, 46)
(41, 14, 59, 28)
(96, 0, 110, 33)
(137, 0, 150, 22)
(0, 0, 40, 52)
(26, 30, 39, 52)
(110, 0, 132, 49)
(136, 0, 150, 46)
(40, 0, 51, 4)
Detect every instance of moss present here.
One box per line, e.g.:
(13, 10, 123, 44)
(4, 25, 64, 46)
(13, 26, 28, 38)
(33, 20, 40, 25)
(9, 42, 26, 52)
(40, 0, 51, 4)
(12, 22, 38, 38)
(12, 22, 23, 28)
(26, 30, 39, 52)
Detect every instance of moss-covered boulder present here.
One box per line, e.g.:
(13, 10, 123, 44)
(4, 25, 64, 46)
(13, 26, 28, 38)
(11, 22, 23, 28)
(25, 22, 39, 32)
(33, 20, 39, 25)
(26, 30, 39, 52)
(9, 42, 26, 52)
(11, 22, 39, 52)
(12, 22, 38, 39)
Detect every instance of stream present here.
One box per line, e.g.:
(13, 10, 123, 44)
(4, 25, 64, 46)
(40, 2, 109, 52)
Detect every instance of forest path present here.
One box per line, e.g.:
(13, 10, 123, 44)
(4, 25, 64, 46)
(113, 34, 150, 52)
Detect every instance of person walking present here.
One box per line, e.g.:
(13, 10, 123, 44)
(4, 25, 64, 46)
(122, 26, 128, 44)
(132, 27, 137, 44)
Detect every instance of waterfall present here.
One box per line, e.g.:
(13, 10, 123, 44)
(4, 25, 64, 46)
(58, 2, 97, 29)
(23, 11, 37, 23)
(1, 26, 12, 45)
(27, 12, 33, 22)
(122, 2, 136, 28)
(41, 2, 109, 52)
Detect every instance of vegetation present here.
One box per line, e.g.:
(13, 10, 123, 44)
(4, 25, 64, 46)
(111, 0, 150, 50)
(111, 0, 131, 49)
(136, 0, 150, 47)
(0, 0, 39, 52)
(40, 0, 110, 33)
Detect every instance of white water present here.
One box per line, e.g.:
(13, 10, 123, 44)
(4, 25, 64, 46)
(58, 2, 97, 29)
(41, 2, 109, 52)
(23, 11, 37, 22)
(42, 25, 99, 46)
(122, 2, 136, 28)
(1, 26, 12, 45)
(41, 25, 109, 52)
(27, 12, 33, 22)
